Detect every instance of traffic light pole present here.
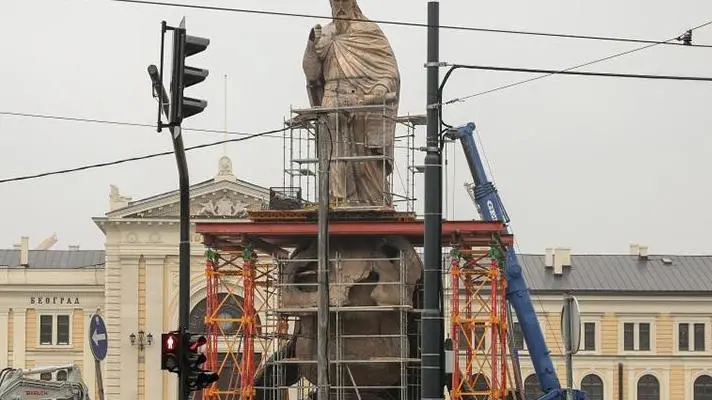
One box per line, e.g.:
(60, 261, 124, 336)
(148, 63, 191, 400)
(150, 18, 209, 400)
(175, 125, 191, 400)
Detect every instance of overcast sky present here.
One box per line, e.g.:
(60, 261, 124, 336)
(1, 0, 711, 255)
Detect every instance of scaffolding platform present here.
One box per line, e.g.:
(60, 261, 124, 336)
(199, 215, 513, 253)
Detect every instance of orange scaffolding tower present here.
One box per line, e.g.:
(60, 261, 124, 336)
(449, 246, 513, 400)
(202, 246, 281, 400)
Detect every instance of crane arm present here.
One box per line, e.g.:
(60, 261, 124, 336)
(446, 123, 586, 400)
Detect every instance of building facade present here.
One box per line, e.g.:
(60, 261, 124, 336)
(2, 158, 712, 399)
(0, 239, 105, 393)
(444, 247, 712, 400)
(92, 156, 272, 400)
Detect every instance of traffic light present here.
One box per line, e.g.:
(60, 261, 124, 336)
(184, 333, 219, 391)
(161, 331, 180, 373)
(170, 17, 210, 126)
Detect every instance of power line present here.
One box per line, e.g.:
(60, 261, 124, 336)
(444, 19, 712, 104)
(0, 111, 277, 138)
(108, 0, 712, 48)
(446, 63, 712, 83)
(0, 127, 289, 185)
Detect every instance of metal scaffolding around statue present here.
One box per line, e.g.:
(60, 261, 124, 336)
(197, 216, 514, 400)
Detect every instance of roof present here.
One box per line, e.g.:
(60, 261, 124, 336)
(0, 250, 105, 269)
(518, 254, 712, 294)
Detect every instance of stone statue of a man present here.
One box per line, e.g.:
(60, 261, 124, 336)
(303, 0, 401, 207)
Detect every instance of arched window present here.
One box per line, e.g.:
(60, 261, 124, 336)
(581, 374, 604, 400)
(39, 372, 52, 381)
(56, 370, 68, 381)
(637, 374, 660, 400)
(189, 292, 261, 335)
(695, 375, 712, 400)
(524, 374, 544, 399)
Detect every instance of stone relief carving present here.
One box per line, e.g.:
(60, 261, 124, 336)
(197, 193, 249, 218)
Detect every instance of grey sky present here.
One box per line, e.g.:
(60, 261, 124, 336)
(1, 0, 711, 255)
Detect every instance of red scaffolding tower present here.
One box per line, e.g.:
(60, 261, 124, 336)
(448, 246, 513, 400)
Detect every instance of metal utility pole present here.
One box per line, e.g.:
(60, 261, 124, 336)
(148, 63, 191, 400)
(149, 17, 210, 400)
(317, 118, 331, 400)
(423, 2, 443, 400)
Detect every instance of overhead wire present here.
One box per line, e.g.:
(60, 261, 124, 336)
(107, 0, 712, 48)
(442, 19, 712, 105)
(0, 126, 289, 184)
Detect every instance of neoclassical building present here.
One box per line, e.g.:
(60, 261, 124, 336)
(91, 156, 272, 399)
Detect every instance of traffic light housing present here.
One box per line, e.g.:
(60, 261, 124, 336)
(184, 333, 219, 392)
(170, 18, 210, 126)
(161, 331, 180, 373)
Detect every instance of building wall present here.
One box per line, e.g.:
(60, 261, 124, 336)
(444, 291, 712, 399)
(0, 267, 104, 396)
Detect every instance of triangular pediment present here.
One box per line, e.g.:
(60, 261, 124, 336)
(106, 178, 270, 220)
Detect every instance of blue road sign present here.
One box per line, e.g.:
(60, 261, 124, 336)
(89, 314, 108, 361)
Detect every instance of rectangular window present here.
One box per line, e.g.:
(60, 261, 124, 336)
(677, 322, 707, 352)
(623, 323, 634, 350)
(457, 329, 469, 350)
(512, 322, 524, 350)
(694, 323, 705, 351)
(583, 322, 596, 351)
(622, 321, 652, 351)
(38, 314, 71, 346)
(679, 323, 690, 351)
(57, 315, 70, 345)
(39, 315, 53, 345)
(473, 323, 486, 351)
(639, 323, 650, 351)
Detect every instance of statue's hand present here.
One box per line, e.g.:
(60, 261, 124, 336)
(310, 24, 323, 43)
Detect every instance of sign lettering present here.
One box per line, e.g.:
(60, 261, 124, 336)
(30, 296, 80, 305)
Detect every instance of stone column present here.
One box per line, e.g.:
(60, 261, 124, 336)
(144, 256, 166, 399)
(120, 255, 140, 400)
(103, 252, 123, 397)
(0, 310, 8, 368)
(12, 310, 26, 368)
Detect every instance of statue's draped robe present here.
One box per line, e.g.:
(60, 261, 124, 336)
(304, 20, 401, 206)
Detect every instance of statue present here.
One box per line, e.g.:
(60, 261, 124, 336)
(254, 3, 421, 400)
(302, 0, 401, 207)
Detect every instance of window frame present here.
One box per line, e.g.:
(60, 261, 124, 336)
(36, 311, 73, 348)
(578, 316, 602, 355)
(673, 318, 710, 355)
(618, 317, 656, 354)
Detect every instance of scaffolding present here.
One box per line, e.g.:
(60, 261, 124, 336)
(197, 218, 514, 400)
(201, 247, 281, 400)
(447, 245, 516, 400)
(276, 105, 424, 213)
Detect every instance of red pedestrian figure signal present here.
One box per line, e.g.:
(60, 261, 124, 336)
(161, 331, 180, 373)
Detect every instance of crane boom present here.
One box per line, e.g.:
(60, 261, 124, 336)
(445, 123, 586, 400)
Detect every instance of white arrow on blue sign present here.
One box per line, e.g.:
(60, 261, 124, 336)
(89, 314, 108, 361)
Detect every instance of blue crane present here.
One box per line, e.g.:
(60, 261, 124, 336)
(444, 122, 587, 400)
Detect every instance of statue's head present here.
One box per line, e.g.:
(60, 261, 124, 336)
(329, 0, 364, 33)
